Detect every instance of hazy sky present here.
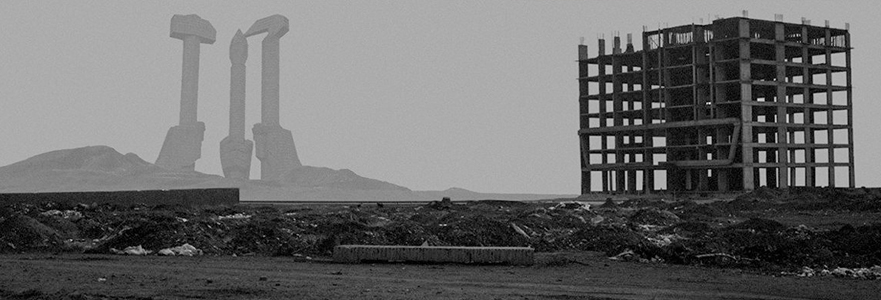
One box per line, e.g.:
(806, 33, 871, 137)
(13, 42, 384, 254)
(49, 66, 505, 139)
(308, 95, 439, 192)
(1, 1, 878, 194)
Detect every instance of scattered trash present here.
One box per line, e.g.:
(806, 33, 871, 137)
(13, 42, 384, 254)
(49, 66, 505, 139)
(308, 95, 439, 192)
(158, 243, 203, 256)
(511, 223, 530, 239)
(110, 245, 151, 256)
(609, 249, 636, 261)
(791, 266, 881, 280)
(4, 187, 881, 277)
(550, 201, 591, 211)
(40, 210, 82, 220)
(695, 253, 738, 261)
(645, 234, 679, 247)
(217, 213, 251, 220)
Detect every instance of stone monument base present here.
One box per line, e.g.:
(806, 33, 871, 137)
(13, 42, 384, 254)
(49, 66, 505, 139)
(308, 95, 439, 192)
(252, 123, 301, 180)
(156, 122, 205, 171)
(219, 136, 253, 179)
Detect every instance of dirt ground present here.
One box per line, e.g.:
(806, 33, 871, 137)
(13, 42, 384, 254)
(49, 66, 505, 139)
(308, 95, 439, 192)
(2, 252, 879, 300)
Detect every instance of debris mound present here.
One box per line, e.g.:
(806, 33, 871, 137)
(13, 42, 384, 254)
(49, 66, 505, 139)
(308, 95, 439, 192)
(3, 188, 881, 277)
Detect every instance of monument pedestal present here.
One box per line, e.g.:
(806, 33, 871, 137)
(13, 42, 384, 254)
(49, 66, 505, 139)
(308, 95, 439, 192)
(220, 136, 253, 179)
(253, 123, 301, 181)
(156, 122, 205, 171)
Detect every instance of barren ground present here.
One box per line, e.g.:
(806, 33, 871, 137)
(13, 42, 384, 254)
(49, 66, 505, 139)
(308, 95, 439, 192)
(2, 252, 879, 300)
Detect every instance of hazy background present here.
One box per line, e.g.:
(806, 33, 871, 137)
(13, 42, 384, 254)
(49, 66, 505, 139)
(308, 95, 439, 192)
(0, 0, 877, 194)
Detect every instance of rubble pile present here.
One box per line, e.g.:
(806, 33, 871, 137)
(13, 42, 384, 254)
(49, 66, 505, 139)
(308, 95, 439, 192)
(1, 187, 880, 277)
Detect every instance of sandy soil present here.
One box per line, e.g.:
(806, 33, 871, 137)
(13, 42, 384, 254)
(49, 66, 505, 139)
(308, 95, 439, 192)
(1, 252, 879, 300)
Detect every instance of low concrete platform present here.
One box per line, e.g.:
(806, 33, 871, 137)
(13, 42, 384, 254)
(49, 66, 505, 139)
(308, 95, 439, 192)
(333, 245, 534, 265)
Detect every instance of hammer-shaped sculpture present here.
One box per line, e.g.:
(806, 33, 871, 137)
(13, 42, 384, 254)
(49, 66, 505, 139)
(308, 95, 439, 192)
(156, 14, 216, 171)
(219, 30, 253, 179)
(244, 15, 302, 180)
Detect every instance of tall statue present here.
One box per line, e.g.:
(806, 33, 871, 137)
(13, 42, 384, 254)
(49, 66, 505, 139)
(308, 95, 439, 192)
(244, 15, 302, 180)
(156, 15, 215, 171)
(219, 30, 253, 179)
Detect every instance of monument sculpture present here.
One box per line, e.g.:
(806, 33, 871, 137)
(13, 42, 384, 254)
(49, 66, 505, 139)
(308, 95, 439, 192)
(219, 30, 254, 179)
(244, 15, 302, 180)
(156, 15, 215, 171)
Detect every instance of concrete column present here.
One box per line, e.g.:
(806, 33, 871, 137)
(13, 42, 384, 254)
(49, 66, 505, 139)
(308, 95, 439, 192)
(180, 37, 200, 125)
(845, 30, 855, 187)
(641, 33, 654, 194)
(220, 30, 254, 179)
(802, 25, 816, 187)
(612, 52, 625, 192)
(229, 31, 248, 139)
(598, 39, 609, 192)
(775, 22, 789, 188)
(261, 37, 281, 126)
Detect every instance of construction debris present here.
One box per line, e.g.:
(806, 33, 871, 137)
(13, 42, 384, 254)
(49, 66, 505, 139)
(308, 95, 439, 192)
(111, 245, 151, 256)
(2, 187, 881, 278)
(158, 243, 203, 256)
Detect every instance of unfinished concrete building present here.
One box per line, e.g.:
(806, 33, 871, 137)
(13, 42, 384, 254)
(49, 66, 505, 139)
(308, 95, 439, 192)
(578, 15, 854, 194)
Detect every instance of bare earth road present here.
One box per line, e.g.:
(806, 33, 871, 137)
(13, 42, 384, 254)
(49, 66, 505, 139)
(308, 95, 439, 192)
(1, 252, 878, 300)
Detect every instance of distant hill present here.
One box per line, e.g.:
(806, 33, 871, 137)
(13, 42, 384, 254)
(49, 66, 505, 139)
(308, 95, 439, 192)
(0, 146, 225, 192)
(280, 166, 410, 191)
(0, 145, 576, 201)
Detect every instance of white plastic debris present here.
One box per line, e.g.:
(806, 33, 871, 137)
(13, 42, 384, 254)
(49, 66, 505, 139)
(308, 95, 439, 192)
(609, 249, 636, 261)
(217, 213, 251, 220)
(550, 201, 591, 211)
(110, 245, 151, 255)
(40, 209, 83, 220)
(646, 234, 680, 247)
(511, 223, 530, 239)
(791, 266, 881, 279)
(158, 243, 203, 256)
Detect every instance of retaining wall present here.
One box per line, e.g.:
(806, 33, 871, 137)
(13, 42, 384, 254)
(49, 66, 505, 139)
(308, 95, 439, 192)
(0, 188, 239, 206)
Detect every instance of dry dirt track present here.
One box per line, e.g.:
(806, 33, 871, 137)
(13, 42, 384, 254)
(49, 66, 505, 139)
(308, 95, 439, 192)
(1, 252, 879, 300)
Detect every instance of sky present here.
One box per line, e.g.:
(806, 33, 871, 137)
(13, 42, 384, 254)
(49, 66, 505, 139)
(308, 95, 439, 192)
(1, 1, 878, 194)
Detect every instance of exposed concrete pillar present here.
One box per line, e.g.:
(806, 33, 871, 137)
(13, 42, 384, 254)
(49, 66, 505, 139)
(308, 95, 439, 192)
(774, 22, 789, 189)
(260, 35, 281, 126)
(245, 15, 303, 180)
(739, 19, 755, 191)
(718, 169, 730, 192)
(613, 35, 621, 54)
(156, 14, 215, 171)
(180, 37, 201, 124)
(597, 38, 608, 192)
(698, 169, 709, 191)
(220, 30, 254, 179)
(625, 33, 634, 53)
(627, 170, 637, 193)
